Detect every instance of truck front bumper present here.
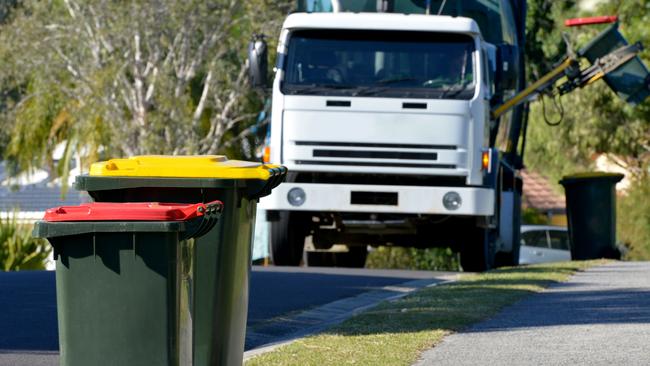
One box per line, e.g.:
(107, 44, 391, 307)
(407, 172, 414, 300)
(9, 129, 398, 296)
(259, 183, 495, 216)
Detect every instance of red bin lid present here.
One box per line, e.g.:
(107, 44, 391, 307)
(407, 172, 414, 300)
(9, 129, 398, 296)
(43, 201, 222, 222)
(565, 15, 618, 27)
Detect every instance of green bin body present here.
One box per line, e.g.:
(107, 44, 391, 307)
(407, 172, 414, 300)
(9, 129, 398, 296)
(559, 173, 624, 260)
(75, 174, 283, 366)
(579, 24, 650, 105)
(34, 221, 198, 366)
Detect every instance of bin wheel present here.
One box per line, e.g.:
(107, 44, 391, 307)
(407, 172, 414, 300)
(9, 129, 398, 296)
(460, 228, 496, 272)
(306, 246, 368, 268)
(270, 211, 307, 266)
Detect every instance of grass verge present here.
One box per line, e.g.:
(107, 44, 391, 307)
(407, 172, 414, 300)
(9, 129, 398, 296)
(245, 260, 607, 366)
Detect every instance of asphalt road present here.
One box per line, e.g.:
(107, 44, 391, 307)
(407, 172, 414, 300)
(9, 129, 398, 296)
(415, 261, 650, 366)
(0, 266, 453, 365)
(0, 271, 58, 366)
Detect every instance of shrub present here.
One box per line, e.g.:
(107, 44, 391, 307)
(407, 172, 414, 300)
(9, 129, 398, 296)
(366, 246, 460, 271)
(0, 214, 51, 271)
(617, 176, 650, 260)
(522, 206, 548, 225)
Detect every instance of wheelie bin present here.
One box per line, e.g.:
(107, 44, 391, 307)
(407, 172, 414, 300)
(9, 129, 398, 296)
(559, 172, 624, 260)
(74, 155, 287, 366)
(578, 23, 650, 105)
(33, 200, 223, 366)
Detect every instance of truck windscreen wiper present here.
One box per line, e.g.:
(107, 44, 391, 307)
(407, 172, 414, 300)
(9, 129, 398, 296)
(376, 77, 418, 85)
(438, 81, 473, 99)
(283, 83, 356, 95)
(352, 86, 388, 96)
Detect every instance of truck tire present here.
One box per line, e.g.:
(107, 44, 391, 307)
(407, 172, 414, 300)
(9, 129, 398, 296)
(306, 246, 368, 268)
(460, 228, 496, 272)
(270, 211, 307, 266)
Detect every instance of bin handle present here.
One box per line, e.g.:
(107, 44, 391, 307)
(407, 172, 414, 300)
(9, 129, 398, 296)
(182, 200, 223, 240)
(245, 166, 288, 200)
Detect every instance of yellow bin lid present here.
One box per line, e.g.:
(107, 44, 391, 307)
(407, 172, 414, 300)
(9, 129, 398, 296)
(89, 155, 279, 180)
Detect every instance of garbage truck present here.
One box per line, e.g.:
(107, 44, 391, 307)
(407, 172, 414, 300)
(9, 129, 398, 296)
(249, 0, 649, 270)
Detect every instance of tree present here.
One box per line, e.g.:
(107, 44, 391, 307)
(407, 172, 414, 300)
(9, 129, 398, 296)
(0, 0, 19, 158)
(523, 0, 650, 257)
(524, 0, 577, 81)
(0, 0, 292, 177)
(525, 0, 650, 181)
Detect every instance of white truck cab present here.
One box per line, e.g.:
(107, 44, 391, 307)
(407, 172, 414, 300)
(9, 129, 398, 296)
(259, 10, 523, 271)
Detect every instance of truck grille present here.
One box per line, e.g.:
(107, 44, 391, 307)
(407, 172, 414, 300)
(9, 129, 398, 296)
(295, 160, 455, 169)
(313, 150, 437, 160)
(295, 141, 457, 150)
(292, 141, 460, 170)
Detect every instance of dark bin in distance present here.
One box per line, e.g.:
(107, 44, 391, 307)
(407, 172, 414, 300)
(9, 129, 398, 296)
(33, 201, 223, 366)
(75, 155, 287, 366)
(559, 173, 624, 260)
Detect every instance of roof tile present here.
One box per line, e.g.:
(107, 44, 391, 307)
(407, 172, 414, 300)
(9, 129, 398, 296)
(521, 170, 566, 211)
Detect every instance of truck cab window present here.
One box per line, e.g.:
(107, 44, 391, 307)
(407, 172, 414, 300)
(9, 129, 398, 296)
(282, 30, 476, 99)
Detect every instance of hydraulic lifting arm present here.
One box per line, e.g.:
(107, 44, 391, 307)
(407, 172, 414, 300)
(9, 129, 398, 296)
(491, 41, 645, 120)
(491, 57, 577, 120)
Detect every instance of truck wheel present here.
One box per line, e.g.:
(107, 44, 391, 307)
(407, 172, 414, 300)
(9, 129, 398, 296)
(460, 228, 496, 272)
(306, 246, 368, 268)
(270, 211, 307, 266)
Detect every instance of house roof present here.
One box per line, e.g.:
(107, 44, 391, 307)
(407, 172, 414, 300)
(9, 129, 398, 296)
(521, 170, 566, 212)
(0, 184, 89, 213)
(0, 163, 89, 216)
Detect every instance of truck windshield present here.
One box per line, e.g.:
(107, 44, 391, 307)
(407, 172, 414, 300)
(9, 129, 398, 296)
(282, 30, 476, 99)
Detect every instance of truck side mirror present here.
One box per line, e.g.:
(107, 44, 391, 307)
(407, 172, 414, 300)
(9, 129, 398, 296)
(496, 44, 520, 92)
(248, 35, 268, 89)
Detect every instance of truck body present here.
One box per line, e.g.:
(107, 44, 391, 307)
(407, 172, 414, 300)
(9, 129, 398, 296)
(258, 0, 527, 270)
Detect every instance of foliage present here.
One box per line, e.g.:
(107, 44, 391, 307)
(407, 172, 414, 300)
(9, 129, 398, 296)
(523, 0, 650, 257)
(366, 246, 460, 271)
(617, 176, 650, 260)
(525, 0, 650, 176)
(521, 206, 548, 225)
(522, 0, 590, 183)
(0, 0, 291, 177)
(523, 101, 595, 185)
(0, 215, 51, 271)
(524, 0, 577, 81)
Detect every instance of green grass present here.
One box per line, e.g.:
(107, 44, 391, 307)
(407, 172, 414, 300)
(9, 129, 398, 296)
(0, 214, 51, 271)
(246, 260, 606, 366)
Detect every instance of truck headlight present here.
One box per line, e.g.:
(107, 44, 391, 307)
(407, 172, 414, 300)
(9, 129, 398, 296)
(287, 187, 306, 207)
(443, 191, 462, 211)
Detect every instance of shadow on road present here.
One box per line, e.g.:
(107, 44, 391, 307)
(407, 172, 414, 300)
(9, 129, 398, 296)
(315, 262, 647, 339)
(0, 271, 58, 352)
(248, 268, 436, 324)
